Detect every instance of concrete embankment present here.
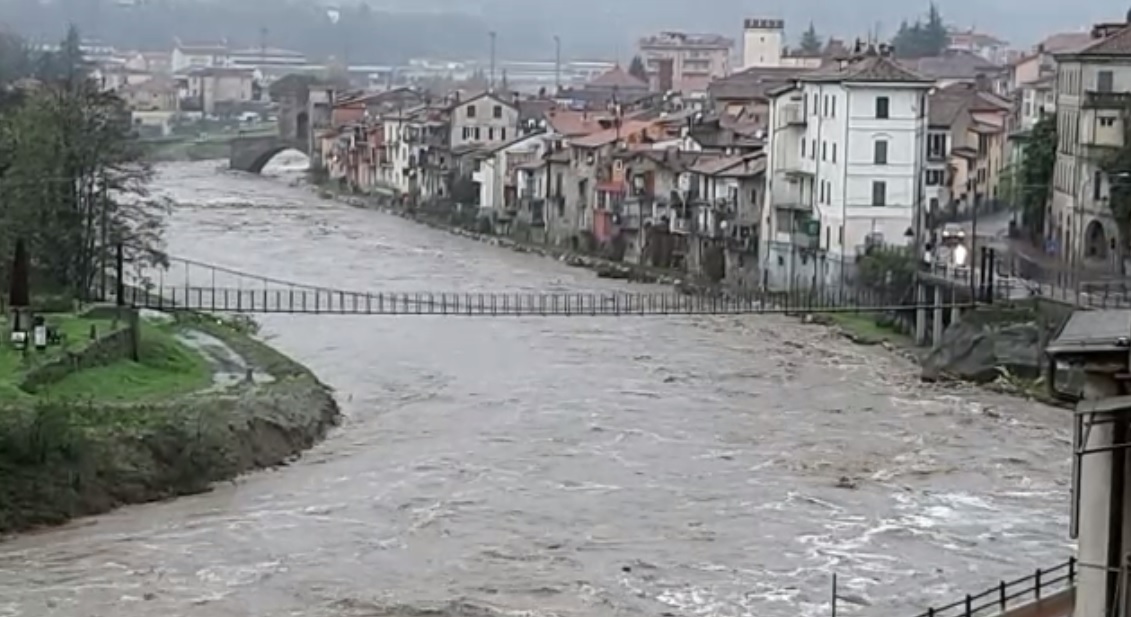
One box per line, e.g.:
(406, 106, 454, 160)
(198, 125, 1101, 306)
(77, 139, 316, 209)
(0, 313, 340, 535)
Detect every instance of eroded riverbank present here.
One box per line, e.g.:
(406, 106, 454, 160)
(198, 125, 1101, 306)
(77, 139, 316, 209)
(0, 161, 1074, 617)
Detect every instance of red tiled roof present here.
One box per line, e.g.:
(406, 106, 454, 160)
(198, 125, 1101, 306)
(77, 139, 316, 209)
(1066, 23, 1131, 57)
(571, 120, 654, 148)
(545, 110, 615, 137)
(588, 65, 647, 89)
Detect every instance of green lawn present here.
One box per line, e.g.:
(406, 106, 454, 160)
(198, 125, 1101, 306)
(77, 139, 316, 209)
(45, 323, 212, 402)
(0, 313, 212, 402)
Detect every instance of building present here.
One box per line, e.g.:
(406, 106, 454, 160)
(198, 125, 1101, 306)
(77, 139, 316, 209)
(742, 18, 784, 69)
(926, 82, 1012, 222)
(1050, 17, 1131, 271)
(637, 31, 734, 92)
(946, 27, 1010, 65)
(171, 39, 230, 74)
(762, 43, 934, 290)
(228, 47, 308, 69)
(909, 50, 1008, 94)
(474, 132, 548, 230)
(121, 77, 178, 112)
(185, 67, 256, 114)
(448, 91, 521, 149)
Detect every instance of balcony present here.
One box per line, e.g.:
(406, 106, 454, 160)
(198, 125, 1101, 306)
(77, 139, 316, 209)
(781, 102, 806, 126)
(1083, 91, 1131, 109)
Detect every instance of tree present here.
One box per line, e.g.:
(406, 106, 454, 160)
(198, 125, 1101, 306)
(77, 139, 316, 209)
(627, 55, 648, 84)
(799, 22, 822, 55)
(0, 26, 167, 300)
(891, 3, 948, 58)
(1017, 114, 1056, 239)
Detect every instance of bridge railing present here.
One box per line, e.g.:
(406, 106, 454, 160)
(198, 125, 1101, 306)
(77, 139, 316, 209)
(908, 559, 1076, 617)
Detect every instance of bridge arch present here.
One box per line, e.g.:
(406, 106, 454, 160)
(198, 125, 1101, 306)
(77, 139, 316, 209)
(247, 144, 308, 174)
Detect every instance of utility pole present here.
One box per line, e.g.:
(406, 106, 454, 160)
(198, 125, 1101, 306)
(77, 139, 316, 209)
(489, 31, 497, 91)
(554, 35, 561, 95)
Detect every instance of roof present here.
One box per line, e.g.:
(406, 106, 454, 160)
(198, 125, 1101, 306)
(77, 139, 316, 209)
(616, 148, 706, 173)
(689, 152, 765, 177)
(1038, 31, 1094, 54)
(709, 66, 813, 100)
(486, 130, 545, 154)
(545, 109, 618, 137)
(928, 82, 1010, 128)
(587, 65, 648, 89)
(449, 90, 516, 111)
(910, 50, 1003, 80)
(1059, 23, 1131, 58)
(571, 120, 655, 148)
(1046, 309, 1131, 356)
(801, 51, 932, 84)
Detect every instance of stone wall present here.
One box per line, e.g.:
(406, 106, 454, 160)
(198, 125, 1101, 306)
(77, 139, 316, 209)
(20, 326, 133, 393)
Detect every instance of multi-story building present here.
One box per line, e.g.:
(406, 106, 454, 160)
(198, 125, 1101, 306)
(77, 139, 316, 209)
(1050, 18, 1131, 271)
(171, 39, 230, 74)
(742, 18, 784, 69)
(185, 67, 256, 114)
(638, 31, 733, 92)
(448, 91, 520, 149)
(762, 43, 934, 289)
(946, 27, 1010, 65)
(228, 47, 308, 69)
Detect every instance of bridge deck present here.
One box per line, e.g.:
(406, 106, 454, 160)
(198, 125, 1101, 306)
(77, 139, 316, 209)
(121, 286, 979, 316)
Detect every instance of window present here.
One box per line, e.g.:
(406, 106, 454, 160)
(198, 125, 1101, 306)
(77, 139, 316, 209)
(823, 95, 829, 116)
(466, 104, 476, 118)
(875, 96, 890, 119)
(493, 105, 503, 118)
(488, 127, 495, 140)
(1101, 116, 1117, 127)
(1095, 170, 1103, 200)
(474, 127, 481, 140)
(832, 143, 837, 163)
(831, 96, 836, 117)
(873, 140, 888, 164)
(1098, 70, 1114, 93)
(801, 138, 806, 157)
(500, 128, 507, 140)
(838, 225, 844, 244)
(462, 127, 471, 139)
(822, 141, 827, 161)
(927, 133, 946, 159)
(926, 169, 944, 186)
(812, 93, 818, 115)
(825, 226, 830, 247)
(871, 180, 886, 206)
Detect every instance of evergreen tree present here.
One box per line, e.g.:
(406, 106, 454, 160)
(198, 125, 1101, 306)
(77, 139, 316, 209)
(799, 22, 822, 55)
(0, 26, 167, 299)
(627, 55, 648, 84)
(891, 4, 948, 58)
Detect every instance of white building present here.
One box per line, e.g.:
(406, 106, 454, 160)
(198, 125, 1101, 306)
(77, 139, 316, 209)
(762, 44, 934, 289)
(1050, 18, 1131, 270)
(742, 18, 784, 69)
(474, 132, 548, 221)
(171, 39, 230, 74)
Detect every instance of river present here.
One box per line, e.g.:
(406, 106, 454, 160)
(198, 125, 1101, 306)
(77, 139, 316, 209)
(0, 159, 1075, 617)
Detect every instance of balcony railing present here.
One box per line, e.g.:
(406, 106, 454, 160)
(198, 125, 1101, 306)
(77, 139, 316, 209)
(1083, 91, 1131, 109)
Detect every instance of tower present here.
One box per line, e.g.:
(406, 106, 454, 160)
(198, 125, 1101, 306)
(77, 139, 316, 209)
(742, 18, 784, 69)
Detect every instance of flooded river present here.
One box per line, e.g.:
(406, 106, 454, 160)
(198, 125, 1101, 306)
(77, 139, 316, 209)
(0, 159, 1074, 617)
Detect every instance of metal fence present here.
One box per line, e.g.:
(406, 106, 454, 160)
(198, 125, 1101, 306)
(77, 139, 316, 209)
(908, 559, 1076, 617)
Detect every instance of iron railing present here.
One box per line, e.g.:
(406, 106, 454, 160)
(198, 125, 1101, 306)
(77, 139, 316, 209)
(910, 559, 1076, 617)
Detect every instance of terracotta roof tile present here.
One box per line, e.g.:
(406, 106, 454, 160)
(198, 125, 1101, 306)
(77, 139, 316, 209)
(588, 65, 647, 89)
(802, 53, 931, 84)
(1061, 23, 1131, 57)
(571, 120, 654, 148)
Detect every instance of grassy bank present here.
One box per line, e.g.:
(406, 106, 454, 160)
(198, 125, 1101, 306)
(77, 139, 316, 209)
(0, 312, 340, 535)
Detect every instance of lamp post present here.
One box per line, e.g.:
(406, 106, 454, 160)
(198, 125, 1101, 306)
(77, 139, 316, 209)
(553, 35, 561, 95)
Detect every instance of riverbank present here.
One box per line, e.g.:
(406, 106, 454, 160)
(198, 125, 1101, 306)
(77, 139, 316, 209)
(317, 187, 1055, 401)
(0, 310, 340, 535)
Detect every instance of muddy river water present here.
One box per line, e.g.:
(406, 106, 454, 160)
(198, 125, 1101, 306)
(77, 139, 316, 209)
(0, 159, 1075, 617)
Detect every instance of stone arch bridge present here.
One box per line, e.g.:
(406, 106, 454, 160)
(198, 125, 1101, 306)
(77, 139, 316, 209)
(229, 80, 318, 173)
